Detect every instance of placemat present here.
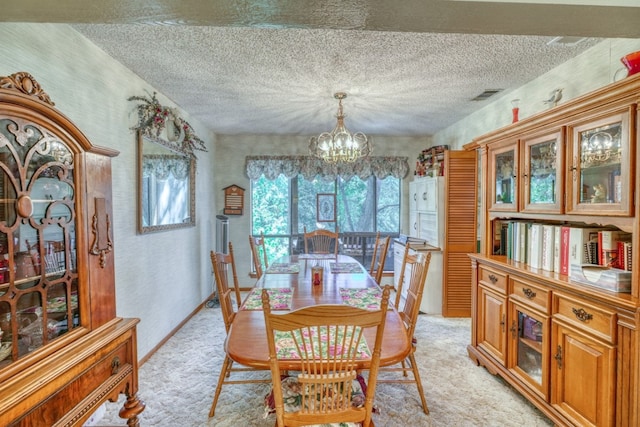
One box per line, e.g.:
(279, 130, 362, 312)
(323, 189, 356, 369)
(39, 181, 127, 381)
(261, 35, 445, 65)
(242, 288, 293, 311)
(274, 326, 371, 360)
(298, 253, 337, 260)
(330, 262, 363, 273)
(340, 288, 383, 310)
(266, 263, 300, 274)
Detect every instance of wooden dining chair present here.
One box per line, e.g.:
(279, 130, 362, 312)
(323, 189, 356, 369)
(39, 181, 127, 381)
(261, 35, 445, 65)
(208, 243, 270, 418)
(262, 285, 392, 427)
(377, 251, 432, 414)
(368, 233, 390, 285)
(303, 226, 339, 255)
(249, 233, 269, 278)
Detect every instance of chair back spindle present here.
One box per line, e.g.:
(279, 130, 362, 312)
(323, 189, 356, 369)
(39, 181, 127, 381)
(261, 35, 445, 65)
(303, 226, 339, 255)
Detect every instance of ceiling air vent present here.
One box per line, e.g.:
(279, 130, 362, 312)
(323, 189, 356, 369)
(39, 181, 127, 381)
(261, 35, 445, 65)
(471, 89, 503, 101)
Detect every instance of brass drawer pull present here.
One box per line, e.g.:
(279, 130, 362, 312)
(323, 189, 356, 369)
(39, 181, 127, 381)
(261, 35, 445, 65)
(572, 307, 593, 322)
(555, 345, 563, 369)
(522, 288, 536, 299)
(111, 356, 121, 374)
(488, 274, 498, 284)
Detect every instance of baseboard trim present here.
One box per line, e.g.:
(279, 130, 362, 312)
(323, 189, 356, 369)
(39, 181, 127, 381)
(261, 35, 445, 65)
(138, 294, 213, 366)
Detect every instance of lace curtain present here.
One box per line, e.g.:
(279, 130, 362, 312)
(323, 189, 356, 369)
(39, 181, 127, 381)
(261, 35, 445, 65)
(245, 156, 410, 181)
(142, 155, 190, 181)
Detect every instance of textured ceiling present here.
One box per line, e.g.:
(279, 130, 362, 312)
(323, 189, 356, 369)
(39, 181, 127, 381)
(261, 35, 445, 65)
(5, 1, 639, 137)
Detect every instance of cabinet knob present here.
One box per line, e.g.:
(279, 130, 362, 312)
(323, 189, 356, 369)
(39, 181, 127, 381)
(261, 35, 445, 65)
(572, 307, 593, 322)
(522, 288, 536, 299)
(488, 274, 498, 284)
(111, 356, 121, 374)
(500, 313, 506, 332)
(510, 320, 518, 339)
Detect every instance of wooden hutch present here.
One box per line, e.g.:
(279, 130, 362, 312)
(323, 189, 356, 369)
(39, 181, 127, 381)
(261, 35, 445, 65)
(0, 72, 143, 425)
(468, 73, 640, 426)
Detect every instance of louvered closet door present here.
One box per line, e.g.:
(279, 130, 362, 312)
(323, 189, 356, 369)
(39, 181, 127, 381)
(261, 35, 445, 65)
(443, 150, 477, 317)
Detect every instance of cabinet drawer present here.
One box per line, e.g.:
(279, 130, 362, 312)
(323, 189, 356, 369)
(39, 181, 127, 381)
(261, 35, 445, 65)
(509, 278, 550, 314)
(478, 266, 507, 294)
(553, 293, 616, 343)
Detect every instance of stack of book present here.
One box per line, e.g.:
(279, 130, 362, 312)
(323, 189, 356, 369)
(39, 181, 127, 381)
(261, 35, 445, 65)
(493, 220, 632, 290)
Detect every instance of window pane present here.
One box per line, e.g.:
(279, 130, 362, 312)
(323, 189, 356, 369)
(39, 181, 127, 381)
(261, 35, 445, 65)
(297, 177, 335, 233)
(337, 177, 373, 233)
(251, 175, 290, 235)
(377, 177, 400, 233)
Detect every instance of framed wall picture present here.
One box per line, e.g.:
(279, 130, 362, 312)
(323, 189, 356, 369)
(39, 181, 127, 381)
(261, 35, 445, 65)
(317, 193, 336, 222)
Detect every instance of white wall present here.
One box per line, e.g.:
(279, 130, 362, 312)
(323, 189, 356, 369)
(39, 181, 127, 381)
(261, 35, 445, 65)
(0, 23, 217, 359)
(433, 38, 640, 149)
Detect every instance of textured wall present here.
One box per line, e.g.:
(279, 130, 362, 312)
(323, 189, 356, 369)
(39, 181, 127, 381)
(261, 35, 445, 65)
(434, 38, 640, 149)
(0, 23, 217, 359)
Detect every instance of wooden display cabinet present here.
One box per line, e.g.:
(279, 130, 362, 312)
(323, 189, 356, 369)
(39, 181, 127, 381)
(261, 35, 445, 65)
(551, 292, 616, 427)
(468, 73, 640, 427)
(0, 72, 144, 425)
(520, 128, 565, 214)
(566, 106, 634, 216)
(488, 140, 518, 212)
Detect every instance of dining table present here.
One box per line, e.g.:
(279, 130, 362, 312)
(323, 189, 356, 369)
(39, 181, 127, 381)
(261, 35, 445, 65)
(225, 254, 411, 370)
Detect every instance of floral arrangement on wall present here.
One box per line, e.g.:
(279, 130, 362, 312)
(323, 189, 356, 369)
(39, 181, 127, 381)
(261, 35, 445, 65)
(128, 91, 207, 158)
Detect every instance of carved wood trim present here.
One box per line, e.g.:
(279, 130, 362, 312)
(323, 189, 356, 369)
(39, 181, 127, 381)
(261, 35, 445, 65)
(0, 71, 54, 105)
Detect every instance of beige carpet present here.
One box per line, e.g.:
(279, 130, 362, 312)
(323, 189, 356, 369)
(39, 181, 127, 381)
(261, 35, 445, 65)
(99, 306, 554, 426)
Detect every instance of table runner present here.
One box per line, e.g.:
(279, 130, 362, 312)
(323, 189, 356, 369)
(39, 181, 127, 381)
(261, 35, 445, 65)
(273, 326, 371, 360)
(242, 288, 293, 310)
(266, 263, 300, 274)
(330, 262, 363, 273)
(339, 288, 383, 310)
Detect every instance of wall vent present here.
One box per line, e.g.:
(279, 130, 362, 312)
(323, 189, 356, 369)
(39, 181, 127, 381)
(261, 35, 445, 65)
(471, 89, 503, 101)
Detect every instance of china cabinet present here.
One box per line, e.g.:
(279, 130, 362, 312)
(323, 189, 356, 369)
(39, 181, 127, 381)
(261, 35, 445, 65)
(566, 107, 633, 216)
(468, 73, 640, 427)
(489, 141, 518, 212)
(521, 129, 564, 214)
(0, 72, 143, 425)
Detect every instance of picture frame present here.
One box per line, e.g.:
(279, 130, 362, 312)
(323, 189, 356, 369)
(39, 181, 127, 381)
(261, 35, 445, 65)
(317, 193, 336, 222)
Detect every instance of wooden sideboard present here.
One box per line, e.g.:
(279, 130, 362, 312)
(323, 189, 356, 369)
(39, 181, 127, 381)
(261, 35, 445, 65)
(467, 73, 640, 426)
(0, 72, 144, 425)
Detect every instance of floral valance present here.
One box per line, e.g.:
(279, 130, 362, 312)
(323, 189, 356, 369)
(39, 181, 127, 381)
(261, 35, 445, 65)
(143, 155, 190, 181)
(245, 156, 410, 181)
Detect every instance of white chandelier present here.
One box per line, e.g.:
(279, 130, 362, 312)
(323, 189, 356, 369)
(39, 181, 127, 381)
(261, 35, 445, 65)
(309, 92, 372, 163)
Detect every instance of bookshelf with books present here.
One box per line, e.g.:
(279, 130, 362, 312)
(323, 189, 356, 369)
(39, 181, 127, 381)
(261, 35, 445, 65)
(468, 73, 640, 427)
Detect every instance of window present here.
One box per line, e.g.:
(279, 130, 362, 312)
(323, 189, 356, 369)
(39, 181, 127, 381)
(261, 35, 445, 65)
(251, 174, 400, 265)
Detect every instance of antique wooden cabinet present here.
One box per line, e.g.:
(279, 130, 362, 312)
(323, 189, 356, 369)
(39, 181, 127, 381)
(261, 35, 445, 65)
(0, 72, 144, 425)
(468, 73, 640, 427)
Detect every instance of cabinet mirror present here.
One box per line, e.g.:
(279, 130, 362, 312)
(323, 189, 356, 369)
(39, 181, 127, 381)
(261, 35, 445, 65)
(137, 132, 195, 233)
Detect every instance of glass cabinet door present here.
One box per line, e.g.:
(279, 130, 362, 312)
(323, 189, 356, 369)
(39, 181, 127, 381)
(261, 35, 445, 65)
(567, 108, 633, 216)
(521, 130, 564, 213)
(508, 302, 549, 400)
(489, 141, 518, 212)
(0, 117, 79, 368)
